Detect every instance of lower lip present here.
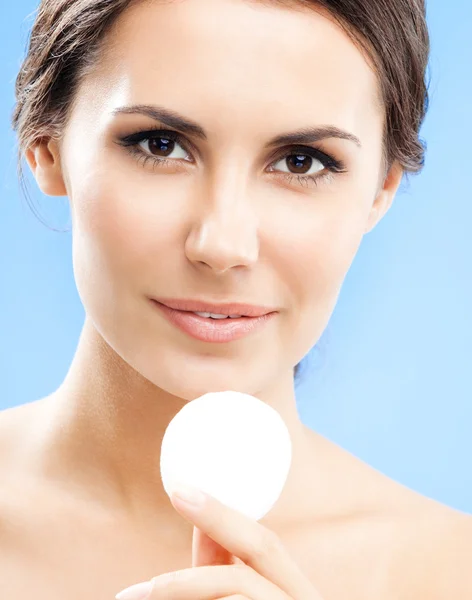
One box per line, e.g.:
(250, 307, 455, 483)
(151, 301, 277, 343)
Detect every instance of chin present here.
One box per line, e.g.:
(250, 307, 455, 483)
(95, 313, 284, 400)
(137, 347, 273, 401)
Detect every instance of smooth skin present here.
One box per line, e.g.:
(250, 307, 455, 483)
(115, 487, 325, 600)
(1, 0, 471, 598)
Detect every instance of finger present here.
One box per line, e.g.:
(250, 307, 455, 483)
(150, 564, 291, 600)
(192, 527, 235, 567)
(170, 487, 321, 599)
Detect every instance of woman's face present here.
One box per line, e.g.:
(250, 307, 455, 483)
(35, 0, 402, 399)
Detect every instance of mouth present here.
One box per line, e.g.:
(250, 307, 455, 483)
(150, 298, 278, 343)
(153, 298, 277, 318)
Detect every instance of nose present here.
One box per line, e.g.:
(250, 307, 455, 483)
(185, 183, 260, 275)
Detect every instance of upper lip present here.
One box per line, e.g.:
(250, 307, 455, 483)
(153, 298, 278, 317)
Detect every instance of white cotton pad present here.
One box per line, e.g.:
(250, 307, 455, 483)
(160, 391, 292, 521)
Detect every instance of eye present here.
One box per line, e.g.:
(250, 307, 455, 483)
(116, 128, 193, 170)
(271, 153, 325, 177)
(267, 146, 347, 188)
(137, 134, 190, 162)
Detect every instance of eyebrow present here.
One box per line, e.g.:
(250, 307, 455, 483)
(112, 104, 362, 149)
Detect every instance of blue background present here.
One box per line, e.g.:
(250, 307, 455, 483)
(1, 2, 471, 513)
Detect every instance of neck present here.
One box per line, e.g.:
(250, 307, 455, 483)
(37, 317, 318, 541)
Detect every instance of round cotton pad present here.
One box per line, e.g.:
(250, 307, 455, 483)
(160, 391, 292, 521)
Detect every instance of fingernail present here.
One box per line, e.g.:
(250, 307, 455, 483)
(171, 483, 206, 508)
(115, 580, 153, 600)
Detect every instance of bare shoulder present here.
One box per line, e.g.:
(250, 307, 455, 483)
(0, 396, 55, 497)
(302, 432, 472, 599)
(0, 398, 48, 460)
(420, 507, 472, 598)
(0, 402, 30, 462)
(0, 399, 45, 548)
(366, 493, 472, 600)
(383, 496, 472, 600)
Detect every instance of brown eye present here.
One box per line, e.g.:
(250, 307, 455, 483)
(138, 135, 189, 160)
(272, 153, 324, 176)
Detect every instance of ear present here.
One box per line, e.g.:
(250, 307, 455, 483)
(365, 161, 404, 234)
(24, 138, 67, 197)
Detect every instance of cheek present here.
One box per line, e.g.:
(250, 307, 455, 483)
(266, 193, 367, 309)
(267, 195, 367, 359)
(69, 166, 191, 294)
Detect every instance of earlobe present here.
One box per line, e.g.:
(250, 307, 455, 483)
(365, 161, 404, 234)
(24, 138, 67, 197)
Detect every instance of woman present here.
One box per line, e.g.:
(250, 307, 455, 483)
(4, 0, 471, 598)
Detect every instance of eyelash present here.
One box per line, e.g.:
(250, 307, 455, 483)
(116, 127, 347, 187)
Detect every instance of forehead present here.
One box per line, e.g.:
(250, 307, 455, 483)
(84, 0, 383, 140)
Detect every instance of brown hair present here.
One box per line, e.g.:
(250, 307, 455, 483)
(11, 0, 431, 381)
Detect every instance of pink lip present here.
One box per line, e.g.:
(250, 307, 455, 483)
(153, 298, 277, 318)
(150, 299, 278, 343)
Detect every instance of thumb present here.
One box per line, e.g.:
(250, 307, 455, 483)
(191, 526, 245, 568)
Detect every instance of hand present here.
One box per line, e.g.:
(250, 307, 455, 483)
(115, 483, 325, 599)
